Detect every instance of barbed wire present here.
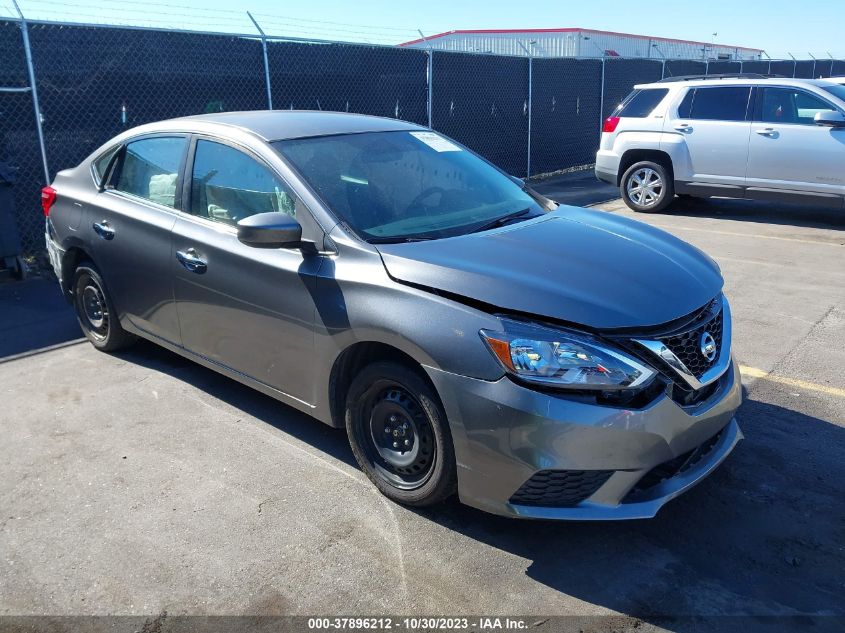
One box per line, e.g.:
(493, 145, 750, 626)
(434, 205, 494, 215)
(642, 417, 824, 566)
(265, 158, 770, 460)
(1, 0, 429, 44)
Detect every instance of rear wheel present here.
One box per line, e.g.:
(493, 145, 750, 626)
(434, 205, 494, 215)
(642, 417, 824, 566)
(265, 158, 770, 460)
(620, 160, 674, 213)
(345, 362, 457, 506)
(72, 263, 136, 352)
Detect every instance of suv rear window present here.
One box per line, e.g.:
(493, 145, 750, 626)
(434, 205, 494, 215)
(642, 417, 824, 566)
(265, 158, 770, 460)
(614, 89, 669, 118)
(677, 86, 751, 121)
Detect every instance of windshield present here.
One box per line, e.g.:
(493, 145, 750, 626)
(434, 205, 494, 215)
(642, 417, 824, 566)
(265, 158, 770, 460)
(820, 83, 845, 104)
(274, 131, 545, 242)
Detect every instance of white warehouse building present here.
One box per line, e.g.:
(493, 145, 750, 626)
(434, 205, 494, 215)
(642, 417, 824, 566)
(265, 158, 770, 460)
(400, 28, 764, 60)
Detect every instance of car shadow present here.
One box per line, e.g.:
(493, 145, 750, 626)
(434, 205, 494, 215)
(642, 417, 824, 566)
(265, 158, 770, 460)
(115, 340, 844, 628)
(113, 339, 358, 470)
(412, 395, 845, 628)
(662, 196, 845, 231)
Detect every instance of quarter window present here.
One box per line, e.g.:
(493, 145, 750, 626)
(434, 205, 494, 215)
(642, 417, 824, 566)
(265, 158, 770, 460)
(92, 146, 120, 185)
(614, 89, 669, 118)
(113, 136, 186, 208)
(758, 87, 836, 125)
(190, 140, 297, 227)
(682, 86, 751, 121)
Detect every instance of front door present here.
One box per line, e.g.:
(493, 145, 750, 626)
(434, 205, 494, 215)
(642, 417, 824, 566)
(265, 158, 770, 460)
(171, 137, 321, 405)
(666, 85, 752, 190)
(746, 86, 845, 197)
(91, 135, 187, 345)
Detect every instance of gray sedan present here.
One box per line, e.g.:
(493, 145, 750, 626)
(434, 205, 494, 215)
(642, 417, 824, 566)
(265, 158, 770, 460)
(44, 111, 741, 519)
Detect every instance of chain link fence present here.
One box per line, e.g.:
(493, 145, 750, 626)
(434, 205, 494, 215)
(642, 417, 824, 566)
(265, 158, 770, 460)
(267, 40, 428, 125)
(432, 51, 529, 176)
(1, 17, 843, 257)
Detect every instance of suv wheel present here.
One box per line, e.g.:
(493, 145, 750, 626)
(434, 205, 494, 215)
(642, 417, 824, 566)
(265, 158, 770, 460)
(72, 262, 136, 352)
(345, 362, 457, 506)
(620, 161, 674, 213)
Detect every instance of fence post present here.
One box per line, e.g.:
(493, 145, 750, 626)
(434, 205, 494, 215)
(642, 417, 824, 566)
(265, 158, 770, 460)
(598, 57, 605, 143)
(248, 12, 273, 110)
(417, 30, 433, 129)
(661, 59, 666, 79)
(427, 50, 433, 128)
(12, 0, 49, 184)
(517, 41, 532, 178)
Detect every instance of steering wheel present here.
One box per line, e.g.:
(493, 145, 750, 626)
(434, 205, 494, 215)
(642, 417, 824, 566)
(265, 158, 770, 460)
(406, 186, 445, 213)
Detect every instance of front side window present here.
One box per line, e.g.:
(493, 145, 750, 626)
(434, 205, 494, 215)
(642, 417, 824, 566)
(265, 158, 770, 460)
(683, 86, 751, 121)
(820, 83, 845, 104)
(275, 131, 544, 242)
(113, 136, 186, 208)
(190, 140, 297, 227)
(613, 89, 669, 118)
(758, 87, 837, 124)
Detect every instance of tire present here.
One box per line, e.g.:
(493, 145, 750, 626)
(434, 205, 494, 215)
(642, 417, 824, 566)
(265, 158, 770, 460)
(345, 361, 457, 506)
(620, 160, 675, 213)
(72, 262, 136, 352)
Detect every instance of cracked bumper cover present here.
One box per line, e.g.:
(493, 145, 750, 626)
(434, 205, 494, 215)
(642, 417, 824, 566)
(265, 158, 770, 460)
(424, 359, 742, 520)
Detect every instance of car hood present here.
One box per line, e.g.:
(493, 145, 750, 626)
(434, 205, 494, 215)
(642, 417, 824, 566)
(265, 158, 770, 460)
(375, 206, 723, 330)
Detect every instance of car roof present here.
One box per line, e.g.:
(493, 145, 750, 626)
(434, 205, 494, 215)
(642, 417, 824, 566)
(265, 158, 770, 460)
(170, 110, 426, 141)
(635, 77, 841, 90)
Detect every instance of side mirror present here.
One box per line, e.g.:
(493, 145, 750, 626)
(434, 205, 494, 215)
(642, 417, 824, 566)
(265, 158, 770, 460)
(237, 212, 302, 249)
(814, 110, 845, 127)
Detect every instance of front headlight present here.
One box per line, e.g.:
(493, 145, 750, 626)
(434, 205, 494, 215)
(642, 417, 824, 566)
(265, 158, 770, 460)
(480, 319, 656, 390)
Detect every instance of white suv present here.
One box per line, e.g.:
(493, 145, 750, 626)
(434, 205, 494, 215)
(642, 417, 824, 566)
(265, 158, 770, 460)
(595, 75, 845, 212)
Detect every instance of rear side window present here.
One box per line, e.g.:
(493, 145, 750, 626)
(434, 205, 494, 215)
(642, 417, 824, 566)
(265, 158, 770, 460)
(680, 86, 751, 121)
(113, 136, 186, 208)
(614, 89, 669, 117)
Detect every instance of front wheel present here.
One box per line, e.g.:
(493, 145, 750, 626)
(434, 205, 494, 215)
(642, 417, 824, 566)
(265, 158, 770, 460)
(345, 362, 457, 506)
(620, 160, 674, 213)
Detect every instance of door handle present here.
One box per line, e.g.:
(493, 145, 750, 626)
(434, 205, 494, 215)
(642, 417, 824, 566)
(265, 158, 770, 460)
(92, 220, 115, 240)
(176, 248, 207, 274)
(674, 124, 693, 132)
(755, 128, 778, 137)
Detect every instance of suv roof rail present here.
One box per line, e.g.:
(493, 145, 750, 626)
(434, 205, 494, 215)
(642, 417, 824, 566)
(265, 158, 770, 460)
(656, 73, 784, 83)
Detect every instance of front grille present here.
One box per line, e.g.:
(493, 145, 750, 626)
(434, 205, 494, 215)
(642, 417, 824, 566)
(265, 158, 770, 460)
(509, 470, 613, 507)
(658, 301, 724, 379)
(625, 427, 726, 501)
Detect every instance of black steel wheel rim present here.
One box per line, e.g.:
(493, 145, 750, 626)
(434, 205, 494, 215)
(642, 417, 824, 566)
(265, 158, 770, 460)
(358, 380, 436, 490)
(78, 276, 109, 340)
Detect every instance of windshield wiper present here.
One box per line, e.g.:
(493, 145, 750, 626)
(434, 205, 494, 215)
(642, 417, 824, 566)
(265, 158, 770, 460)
(367, 235, 436, 244)
(467, 208, 533, 234)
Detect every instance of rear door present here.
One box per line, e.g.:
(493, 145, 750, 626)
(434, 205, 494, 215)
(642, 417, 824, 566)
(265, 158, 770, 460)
(91, 134, 187, 344)
(746, 86, 845, 199)
(171, 136, 322, 405)
(665, 85, 753, 192)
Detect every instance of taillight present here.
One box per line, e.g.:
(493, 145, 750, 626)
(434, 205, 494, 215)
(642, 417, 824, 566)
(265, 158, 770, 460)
(41, 186, 56, 216)
(602, 116, 621, 133)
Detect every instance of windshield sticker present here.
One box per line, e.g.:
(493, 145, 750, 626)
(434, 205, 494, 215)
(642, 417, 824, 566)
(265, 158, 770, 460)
(410, 131, 462, 152)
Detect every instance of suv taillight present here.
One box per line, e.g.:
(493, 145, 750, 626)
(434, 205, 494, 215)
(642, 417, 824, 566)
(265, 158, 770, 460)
(41, 186, 56, 216)
(602, 116, 621, 133)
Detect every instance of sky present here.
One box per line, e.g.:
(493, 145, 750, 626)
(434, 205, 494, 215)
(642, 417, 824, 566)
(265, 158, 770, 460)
(0, 0, 842, 59)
